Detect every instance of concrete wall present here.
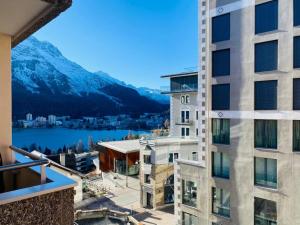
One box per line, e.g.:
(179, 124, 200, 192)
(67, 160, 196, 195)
(0, 33, 12, 165)
(0, 188, 74, 225)
(178, 0, 300, 225)
(170, 93, 199, 138)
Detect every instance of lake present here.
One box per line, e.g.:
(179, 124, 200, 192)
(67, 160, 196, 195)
(12, 128, 149, 151)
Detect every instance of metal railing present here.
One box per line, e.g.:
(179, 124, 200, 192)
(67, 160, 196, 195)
(0, 146, 49, 184)
(160, 84, 198, 94)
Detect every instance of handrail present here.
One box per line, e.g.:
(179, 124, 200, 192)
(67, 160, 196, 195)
(10, 145, 42, 160)
(0, 159, 48, 172)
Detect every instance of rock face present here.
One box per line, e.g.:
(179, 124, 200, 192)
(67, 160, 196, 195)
(0, 188, 74, 225)
(12, 37, 169, 119)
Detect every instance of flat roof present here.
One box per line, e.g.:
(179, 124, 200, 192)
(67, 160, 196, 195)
(140, 136, 198, 146)
(97, 139, 140, 154)
(161, 71, 198, 79)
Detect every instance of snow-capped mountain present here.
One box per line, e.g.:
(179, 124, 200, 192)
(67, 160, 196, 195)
(94, 71, 169, 104)
(12, 37, 169, 119)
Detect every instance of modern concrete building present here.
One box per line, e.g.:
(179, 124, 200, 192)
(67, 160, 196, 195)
(175, 0, 300, 225)
(0, 1, 75, 224)
(139, 72, 199, 209)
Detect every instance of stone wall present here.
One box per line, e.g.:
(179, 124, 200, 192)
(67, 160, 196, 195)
(0, 188, 74, 225)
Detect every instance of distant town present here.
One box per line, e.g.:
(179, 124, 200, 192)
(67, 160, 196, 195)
(14, 112, 169, 131)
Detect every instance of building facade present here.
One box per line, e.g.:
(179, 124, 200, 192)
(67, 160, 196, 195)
(175, 0, 300, 225)
(140, 72, 199, 209)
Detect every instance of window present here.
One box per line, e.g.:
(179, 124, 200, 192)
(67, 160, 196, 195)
(294, 79, 300, 109)
(294, 36, 300, 68)
(255, 120, 277, 149)
(212, 13, 230, 43)
(255, 80, 277, 110)
(196, 110, 199, 120)
(212, 49, 230, 77)
(192, 152, 198, 161)
(212, 187, 230, 218)
(212, 119, 230, 145)
(171, 76, 198, 92)
(145, 174, 151, 184)
(255, 40, 278, 72)
(181, 110, 190, 123)
(182, 180, 197, 207)
(254, 157, 277, 189)
(168, 153, 173, 163)
(293, 121, 300, 151)
(255, 0, 278, 34)
(182, 212, 198, 225)
(196, 128, 199, 136)
(144, 155, 151, 164)
(168, 153, 178, 163)
(181, 95, 191, 104)
(295, 0, 300, 26)
(181, 127, 190, 137)
(254, 197, 277, 225)
(212, 84, 230, 110)
(212, 152, 230, 179)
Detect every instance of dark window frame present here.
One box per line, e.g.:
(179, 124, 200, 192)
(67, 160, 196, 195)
(255, 80, 278, 110)
(212, 84, 230, 110)
(255, 0, 278, 34)
(212, 13, 230, 43)
(255, 40, 278, 73)
(212, 49, 230, 77)
(254, 157, 277, 189)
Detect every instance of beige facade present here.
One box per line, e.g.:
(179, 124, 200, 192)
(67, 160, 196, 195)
(176, 0, 300, 225)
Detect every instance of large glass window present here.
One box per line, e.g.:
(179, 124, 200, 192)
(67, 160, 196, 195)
(294, 79, 300, 110)
(255, 41, 278, 72)
(182, 180, 197, 207)
(295, 0, 300, 26)
(293, 121, 300, 151)
(255, 0, 278, 34)
(212, 152, 230, 179)
(254, 157, 277, 189)
(212, 49, 230, 77)
(170, 76, 198, 92)
(255, 120, 277, 149)
(294, 36, 300, 68)
(255, 80, 277, 110)
(212, 119, 230, 145)
(212, 13, 230, 43)
(182, 212, 198, 225)
(212, 84, 230, 110)
(212, 187, 230, 218)
(254, 197, 277, 225)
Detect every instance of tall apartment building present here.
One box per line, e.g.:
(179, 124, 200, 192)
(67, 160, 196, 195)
(175, 0, 300, 225)
(0, 1, 75, 224)
(139, 72, 199, 209)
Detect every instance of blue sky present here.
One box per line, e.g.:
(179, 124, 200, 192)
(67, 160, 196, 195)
(34, 0, 198, 89)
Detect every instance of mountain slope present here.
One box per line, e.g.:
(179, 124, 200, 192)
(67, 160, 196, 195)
(12, 37, 168, 119)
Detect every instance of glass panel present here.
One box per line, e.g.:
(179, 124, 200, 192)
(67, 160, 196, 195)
(182, 212, 198, 225)
(212, 119, 230, 144)
(170, 76, 198, 92)
(254, 197, 277, 225)
(181, 127, 185, 137)
(255, 41, 278, 72)
(294, 36, 300, 68)
(295, 0, 300, 26)
(255, 81, 277, 110)
(212, 187, 230, 217)
(255, 0, 278, 34)
(168, 153, 173, 163)
(294, 79, 300, 110)
(212, 49, 230, 77)
(255, 157, 277, 189)
(212, 84, 230, 110)
(255, 120, 277, 149)
(182, 180, 197, 207)
(293, 121, 300, 151)
(212, 13, 230, 43)
(212, 152, 230, 179)
(186, 128, 190, 136)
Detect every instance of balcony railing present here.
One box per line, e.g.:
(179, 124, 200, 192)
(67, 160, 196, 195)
(160, 84, 198, 94)
(175, 118, 193, 125)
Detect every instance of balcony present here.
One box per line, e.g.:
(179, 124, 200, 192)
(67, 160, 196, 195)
(175, 118, 193, 125)
(160, 83, 198, 94)
(0, 146, 76, 224)
(143, 164, 152, 175)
